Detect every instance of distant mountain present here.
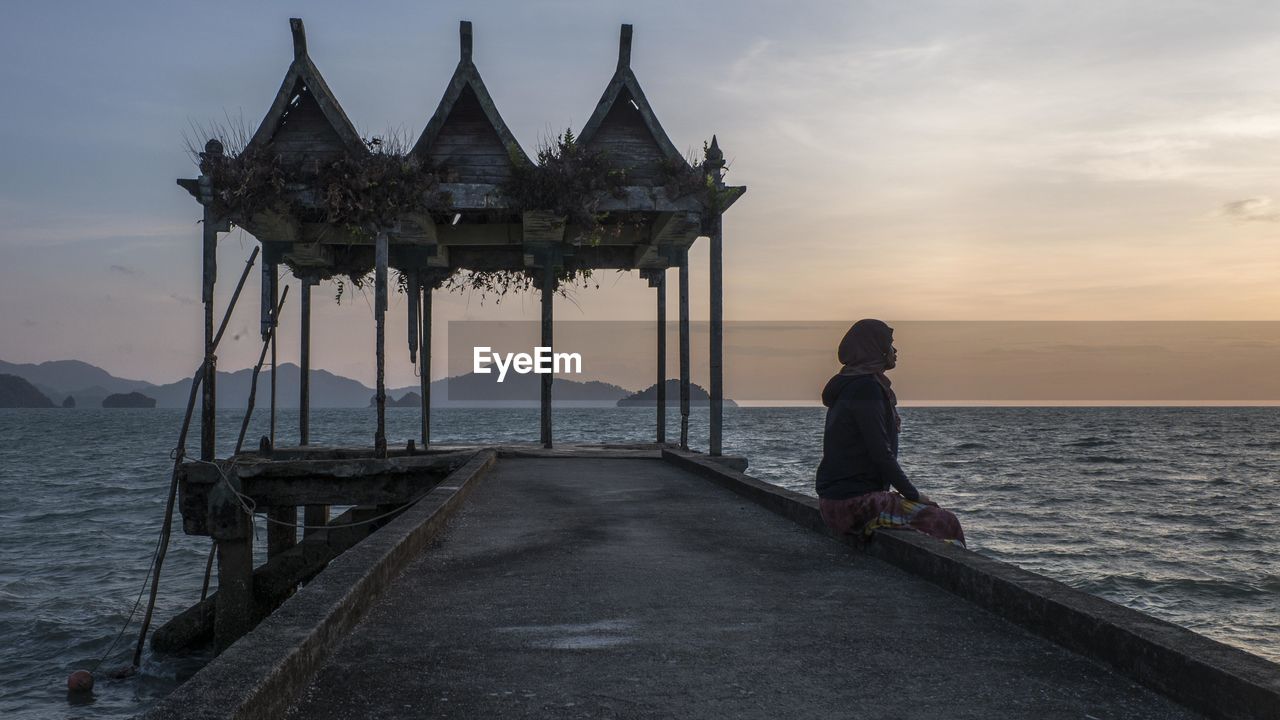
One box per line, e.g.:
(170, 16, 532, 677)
(102, 391, 157, 408)
(0, 359, 152, 400)
(147, 363, 374, 409)
(617, 380, 738, 407)
(1, 358, 638, 409)
(415, 372, 631, 406)
(0, 374, 55, 408)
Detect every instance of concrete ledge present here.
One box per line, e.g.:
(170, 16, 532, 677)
(139, 450, 497, 720)
(662, 448, 1280, 720)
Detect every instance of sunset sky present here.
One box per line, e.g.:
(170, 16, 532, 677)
(4, 0, 1280, 389)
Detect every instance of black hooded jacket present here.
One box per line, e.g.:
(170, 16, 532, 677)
(815, 373, 919, 501)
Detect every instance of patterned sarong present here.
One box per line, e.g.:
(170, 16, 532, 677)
(820, 491, 966, 546)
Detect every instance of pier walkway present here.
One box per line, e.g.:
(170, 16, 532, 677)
(283, 454, 1198, 719)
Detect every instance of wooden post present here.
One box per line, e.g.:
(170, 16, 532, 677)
(706, 138, 727, 457)
(647, 270, 667, 444)
(407, 272, 419, 365)
(261, 262, 279, 446)
(374, 231, 389, 457)
(269, 266, 278, 447)
(210, 476, 252, 652)
(198, 142, 222, 462)
(679, 248, 691, 450)
(709, 214, 723, 457)
(300, 276, 327, 535)
(420, 279, 432, 448)
(299, 278, 311, 445)
(541, 261, 555, 448)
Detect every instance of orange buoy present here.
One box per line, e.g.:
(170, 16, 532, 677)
(67, 670, 94, 693)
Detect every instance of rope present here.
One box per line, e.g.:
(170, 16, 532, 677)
(89, 525, 165, 674)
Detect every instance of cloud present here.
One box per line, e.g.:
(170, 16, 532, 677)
(109, 264, 137, 275)
(21, 318, 37, 327)
(1219, 197, 1280, 222)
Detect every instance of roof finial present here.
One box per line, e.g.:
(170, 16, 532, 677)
(618, 24, 633, 70)
(460, 20, 473, 63)
(290, 18, 307, 60)
(704, 135, 726, 179)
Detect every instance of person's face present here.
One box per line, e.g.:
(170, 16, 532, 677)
(884, 340, 898, 370)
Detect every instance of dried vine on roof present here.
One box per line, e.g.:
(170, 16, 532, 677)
(502, 129, 627, 243)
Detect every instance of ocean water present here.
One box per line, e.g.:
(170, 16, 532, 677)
(1, 406, 1277, 719)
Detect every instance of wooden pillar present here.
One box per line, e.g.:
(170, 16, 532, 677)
(679, 248, 691, 450)
(374, 231, 389, 457)
(648, 270, 667, 444)
(199, 150, 219, 462)
(261, 262, 279, 446)
(541, 262, 555, 448)
(210, 479, 252, 652)
(269, 267, 278, 446)
(709, 213, 723, 456)
(705, 136, 728, 457)
(420, 280, 432, 448)
(407, 273, 419, 365)
(299, 278, 311, 445)
(300, 276, 327, 535)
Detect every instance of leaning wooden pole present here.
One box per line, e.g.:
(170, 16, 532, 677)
(131, 245, 259, 667)
(679, 249, 691, 450)
(236, 288, 290, 455)
(541, 262, 555, 448)
(374, 231, 389, 457)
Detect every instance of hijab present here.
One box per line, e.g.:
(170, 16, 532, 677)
(835, 319, 901, 432)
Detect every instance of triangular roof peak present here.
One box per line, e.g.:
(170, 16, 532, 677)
(579, 24, 686, 176)
(411, 21, 531, 180)
(246, 18, 366, 158)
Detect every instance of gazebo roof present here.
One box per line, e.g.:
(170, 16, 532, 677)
(411, 21, 531, 184)
(579, 25, 689, 183)
(179, 19, 744, 279)
(246, 19, 366, 162)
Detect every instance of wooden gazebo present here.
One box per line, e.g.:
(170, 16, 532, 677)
(179, 18, 744, 462)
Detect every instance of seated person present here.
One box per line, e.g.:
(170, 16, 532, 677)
(816, 319, 965, 545)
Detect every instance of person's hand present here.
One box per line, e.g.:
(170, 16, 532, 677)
(915, 493, 938, 507)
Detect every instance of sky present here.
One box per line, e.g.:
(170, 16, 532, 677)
(4, 0, 1280, 389)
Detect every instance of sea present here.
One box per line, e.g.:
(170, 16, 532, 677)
(1, 406, 1277, 719)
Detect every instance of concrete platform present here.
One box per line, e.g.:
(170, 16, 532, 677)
(286, 457, 1200, 719)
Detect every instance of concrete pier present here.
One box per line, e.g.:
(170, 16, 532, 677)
(287, 455, 1192, 719)
(143, 448, 1280, 720)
